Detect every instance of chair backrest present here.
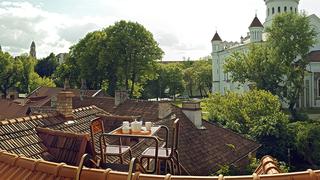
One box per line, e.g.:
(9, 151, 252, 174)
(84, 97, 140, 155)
(171, 118, 180, 152)
(90, 118, 105, 156)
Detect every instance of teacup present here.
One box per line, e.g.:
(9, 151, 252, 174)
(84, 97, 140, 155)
(145, 121, 152, 131)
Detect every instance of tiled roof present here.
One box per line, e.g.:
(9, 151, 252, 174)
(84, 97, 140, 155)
(36, 127, 90, 166)
(0, 94, 260, 176)
(72, 97, 159, 123)
(0, 99, 29, 120)
(308, 50, 320, 62)
(254, 155, 281, 175)
(249, 16, 263, 28)
(1, 150, 320, 180)
(160, 106, 261, 176)
(211, 32, 222, 41)
(0, 106, 101, 160)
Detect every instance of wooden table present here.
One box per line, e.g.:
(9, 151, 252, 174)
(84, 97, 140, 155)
(100, 126, 166, 174)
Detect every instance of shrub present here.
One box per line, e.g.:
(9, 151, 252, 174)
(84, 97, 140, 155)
(203, 90, 290, 160)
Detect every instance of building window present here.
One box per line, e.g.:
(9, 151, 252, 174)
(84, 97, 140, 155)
(318, 78, 320, 97)
(290, 7, 293, 12)
(278, 7, 281, 13)
(268, 8, 270, 16)
(272, 7, 275, 14)
(284, 6, 287, 12)
(295, 8, 297, 13)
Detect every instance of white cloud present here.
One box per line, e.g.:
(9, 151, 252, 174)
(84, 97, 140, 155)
(0, 0, 319, 60)
(0, 1, 108, 58)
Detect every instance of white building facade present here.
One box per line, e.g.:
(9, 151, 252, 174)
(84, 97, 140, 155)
(211, 0, 320, 108)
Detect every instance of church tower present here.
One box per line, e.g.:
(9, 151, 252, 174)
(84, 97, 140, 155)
(211, 31, 223, 93)
(29, 41, 36, 59)
(264, 0, 300, 28)
(249, 15, 264, 42)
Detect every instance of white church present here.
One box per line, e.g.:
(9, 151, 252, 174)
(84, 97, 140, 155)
(211, 0, 320, 108)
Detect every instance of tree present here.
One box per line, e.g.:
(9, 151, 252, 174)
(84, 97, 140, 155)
(160, 63, 185, 99)
(224, 13, 316, 120)
(192, 60, 212, 97)
(29, 72, 56, 91)
(289, 121, 320, 168)
(104, 20, 163, 97)
(225, 44, 283, 96)
(69, 30, 107, 89)
(16, 54, 36, 93)
(266, 12, 316, 119)
(203, 90, 290, 159)
(0, 51, 21, 97)
(35, 53, 59, 78)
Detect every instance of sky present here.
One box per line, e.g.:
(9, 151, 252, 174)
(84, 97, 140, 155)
(0, 0, 319, 60)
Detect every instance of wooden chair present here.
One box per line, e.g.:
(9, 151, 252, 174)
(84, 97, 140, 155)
(90, 118, 132, 165)
(140, 118, 181, 175)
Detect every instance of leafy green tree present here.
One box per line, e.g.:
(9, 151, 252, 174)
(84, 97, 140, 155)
(69, 30, 107, 89)
(192, 60, 212, 97)
(29, 72, 56, 91)
(224, 13, 316, 120)
(203, 90, 289, 159)
(266, 12, 316, 119)
(289, 121, 320, 168)
(16, 54, 36, 93)
(160, 63, 185, 99)
(225, 44, 283, 96)
(0, 51, 21, 97)
(35, 53, 59, 78)
(104, 20, 163, 97)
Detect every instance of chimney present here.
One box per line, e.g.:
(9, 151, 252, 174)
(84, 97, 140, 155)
(182, 101, 205, 129)
(158, 101, 172, 119)
(115, 90, 128, 106)
(56, 90, 74, 120)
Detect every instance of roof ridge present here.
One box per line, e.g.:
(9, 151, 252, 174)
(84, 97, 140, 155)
(72, 105, 94, 113)
(0, 113, 57, 125)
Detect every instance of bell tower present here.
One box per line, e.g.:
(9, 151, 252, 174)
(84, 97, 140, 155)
(264, 0, 300, 28)
(29, 41, 36, 59)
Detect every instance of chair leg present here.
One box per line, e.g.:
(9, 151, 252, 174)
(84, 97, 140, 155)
(129, 149, 132, 160)
(169, 159, 174, 175)
(174, 151, 181, 175)
(119, 155, 123, 164)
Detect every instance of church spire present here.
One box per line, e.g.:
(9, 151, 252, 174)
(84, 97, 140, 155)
(29, 41, 36, 59)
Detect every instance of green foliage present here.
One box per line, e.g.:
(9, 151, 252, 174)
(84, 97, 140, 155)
(103, 20, 163, 97)
(159, 63, 185, 98)
(0, 51, 21, 97)
(184, 60, 212, 97)
(35, 53, 59, 77)
(29, 72, 56, 92)
(16, 54, 36, 93)
(215, 164, 230, 176)
(224, 12, 317, 120)
(266, 12, 317, 119)
(203, 90, 290, 159)
(69, 30, 107, 89)
(289, 121, 320, 167)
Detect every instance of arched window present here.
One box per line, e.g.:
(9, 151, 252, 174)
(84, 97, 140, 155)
(278, 7, 281, 13)
(272, 7, 275, 14)
(295, 8, 297, 13)
(268, 8, 270, 16)
(318, 78, 320, 97)
(290, 7, 293, 12)
(284, 6, 287, 12)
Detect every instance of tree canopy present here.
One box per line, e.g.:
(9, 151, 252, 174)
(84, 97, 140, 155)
(35, 53, 59, 78)
(224, 12, 316, 119)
